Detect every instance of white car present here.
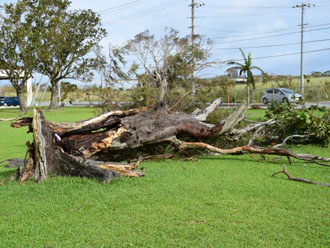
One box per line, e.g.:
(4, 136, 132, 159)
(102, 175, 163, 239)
(262, 88, 302, 104)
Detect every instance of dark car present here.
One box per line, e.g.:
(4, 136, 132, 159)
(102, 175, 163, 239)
(0, 96, 19, 106)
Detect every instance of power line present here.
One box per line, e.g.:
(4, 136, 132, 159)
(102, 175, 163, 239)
(212, 38, 330, 50)
(305, 12, 324, 70)
(204, 23, 330, 40)
(197, 25, 299, 34)
(225, 47, 330, 63)
(197, 22, 330, 36)
(205, 4, 289, 9)
(208, 26, 299, 40)
(96, 0, 151, 14)
(201, 9, 294, 18)
(200, 2, 329, 19)
(103, 0, 188, 26)
(211, 26, 330, 44)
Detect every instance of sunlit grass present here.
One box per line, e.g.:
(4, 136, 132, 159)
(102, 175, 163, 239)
(0, 107, 329, 247)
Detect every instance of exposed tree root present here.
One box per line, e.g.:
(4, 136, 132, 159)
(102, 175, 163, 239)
(272, 164, 330, 187)
(6, 102, 330, 184)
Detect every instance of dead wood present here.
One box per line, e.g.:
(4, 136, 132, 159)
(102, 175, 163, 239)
(172, 139, 330, 166)
(272, 164, 330, 187)
(192, 98, 222, 122)
(7, 101, 329, 184)
(10, 117, 33, 128)
(272, 133, 315, 148)
(11, 109, 147, 183)
(9, 101, 236, 183)
(229, 119, 277, 140)
(219, 104, 247, 135)
(247, 126, 264, 146)
(0, 118, 16, 122)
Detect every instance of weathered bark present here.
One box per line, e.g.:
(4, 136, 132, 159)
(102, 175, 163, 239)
(49, 81, 58, 109)
(192, 98, 222, 121)
(14, 87, 26, 112)
(158, 78, 168, 108)
(10, 109, 147, 182)
(8, 101, 330, 183)
(10, 99, 234, 182)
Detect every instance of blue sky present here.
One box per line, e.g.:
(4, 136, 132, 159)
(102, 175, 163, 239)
(1, 0, 330, 79)
(71, 0, 330, 77)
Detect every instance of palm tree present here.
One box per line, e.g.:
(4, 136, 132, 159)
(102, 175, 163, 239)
(228, 49, 264, 105)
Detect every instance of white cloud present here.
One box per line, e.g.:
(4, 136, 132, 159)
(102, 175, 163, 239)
(0, 0, 329, 76)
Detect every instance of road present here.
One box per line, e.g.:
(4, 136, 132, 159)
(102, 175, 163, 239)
(1, 101, 330, 109)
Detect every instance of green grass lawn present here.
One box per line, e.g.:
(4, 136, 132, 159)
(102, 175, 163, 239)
(0, 107, 329, 247)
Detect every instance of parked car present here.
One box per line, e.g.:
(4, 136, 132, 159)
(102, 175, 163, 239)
(262, 88, 302, 104)
(0, 96, 19, 106)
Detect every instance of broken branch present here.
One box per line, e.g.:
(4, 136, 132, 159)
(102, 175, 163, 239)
(272, 133, 315, 148)
(175, 140, 330, 166)
(272, 164, 330, 187)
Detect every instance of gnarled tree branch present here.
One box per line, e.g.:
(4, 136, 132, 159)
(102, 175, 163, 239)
(272, 164, 330, 187)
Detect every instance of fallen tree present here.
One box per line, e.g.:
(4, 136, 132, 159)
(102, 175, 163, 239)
(7, 99, 330, 184)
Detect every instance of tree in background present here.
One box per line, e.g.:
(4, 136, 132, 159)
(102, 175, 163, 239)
(94, 44, 130, 111)
(125, 28, 214, 108)
(0, 1, 36, 112)
(228, 49, 264, 105)
(26, 0, 106, 109)
(59, 81, 78, 106)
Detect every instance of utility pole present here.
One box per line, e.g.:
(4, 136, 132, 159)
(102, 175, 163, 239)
(189, 0, 204, 94)
(293, 3, 315, 95)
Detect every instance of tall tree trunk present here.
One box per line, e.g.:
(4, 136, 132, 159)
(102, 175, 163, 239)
(15, 86, 26, 112)
(158, 78, 168, 108)
(246, 83, 250, 106)
(49, 81, 58, 109)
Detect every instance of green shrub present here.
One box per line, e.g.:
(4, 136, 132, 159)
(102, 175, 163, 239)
(265, 103, 330, 146)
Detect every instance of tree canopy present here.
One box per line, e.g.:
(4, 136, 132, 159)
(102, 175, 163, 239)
(0, 0, 106, 109)
(0, 1, 36, 111)
(228, 49, 264, 105)
(125, 28, 213, 108)
(25, 0, 106, 108)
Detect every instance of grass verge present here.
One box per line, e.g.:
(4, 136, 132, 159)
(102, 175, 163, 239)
(0, 107, 329, 247)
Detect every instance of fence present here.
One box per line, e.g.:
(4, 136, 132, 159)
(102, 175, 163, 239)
(227, 85, 329, 105)
(0, 83, 329, 107)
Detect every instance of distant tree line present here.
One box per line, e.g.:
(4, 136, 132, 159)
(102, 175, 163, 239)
(0, 0, 106, 111)
(0, 0, 215, 112)
(310, 71, 330, 77)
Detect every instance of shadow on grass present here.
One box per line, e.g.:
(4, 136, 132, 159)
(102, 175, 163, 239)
(198, 156, 327, 169)
(0, 168, 16, 180)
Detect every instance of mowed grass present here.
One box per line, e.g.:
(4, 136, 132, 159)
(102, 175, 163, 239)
(0, 107, 329, 247)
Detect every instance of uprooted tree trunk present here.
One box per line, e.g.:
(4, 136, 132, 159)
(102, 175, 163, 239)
(9, 99, 330, 183)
